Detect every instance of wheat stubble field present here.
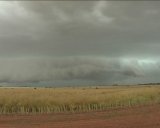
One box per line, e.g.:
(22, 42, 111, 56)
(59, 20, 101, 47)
(0, 85, 160, 128)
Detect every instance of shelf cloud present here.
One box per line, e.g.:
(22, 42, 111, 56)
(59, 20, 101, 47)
(0, 57, 159, 85)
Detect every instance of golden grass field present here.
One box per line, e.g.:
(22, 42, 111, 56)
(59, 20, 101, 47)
(0, 85, 160, 114)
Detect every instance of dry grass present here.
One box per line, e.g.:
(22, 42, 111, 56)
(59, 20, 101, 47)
(0, 85, 160, 114)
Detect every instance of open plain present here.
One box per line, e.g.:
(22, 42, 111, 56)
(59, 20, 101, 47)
(0, 85, 160, 128)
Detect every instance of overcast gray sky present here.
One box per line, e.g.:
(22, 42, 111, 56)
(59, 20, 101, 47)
(0, 1, 160, 86)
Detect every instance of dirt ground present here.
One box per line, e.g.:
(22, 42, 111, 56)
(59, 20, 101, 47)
(0, 104, 160, 128)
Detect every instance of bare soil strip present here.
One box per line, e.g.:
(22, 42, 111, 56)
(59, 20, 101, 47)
(0, 104, 160, 128)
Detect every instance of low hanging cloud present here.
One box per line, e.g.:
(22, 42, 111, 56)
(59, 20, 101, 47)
(0, 56, 158, 85)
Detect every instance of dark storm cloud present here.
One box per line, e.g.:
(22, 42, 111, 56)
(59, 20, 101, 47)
(0, 1, 160, 85)
(0, 57, 147, 84)
(0, 1, 160, 57)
